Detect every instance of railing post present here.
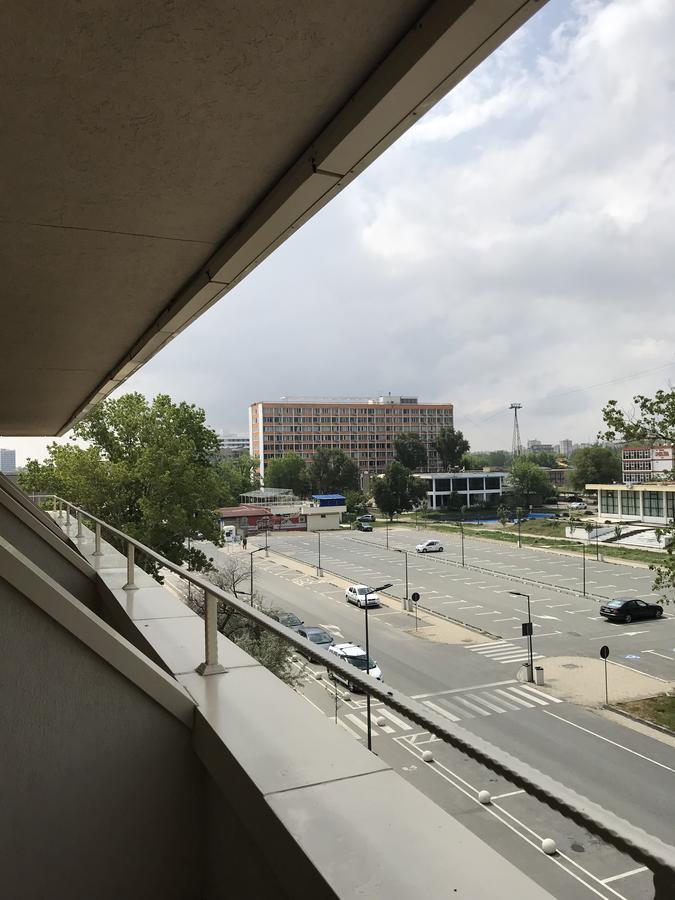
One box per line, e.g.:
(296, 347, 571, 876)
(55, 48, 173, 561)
(123, 542, 139, 591)
(65, 505, 71, 527)
(58, 499, 63, 519)
(196, 590, 227, 676)
(92, 521, 103, 557)
(76, 510, 83, 538)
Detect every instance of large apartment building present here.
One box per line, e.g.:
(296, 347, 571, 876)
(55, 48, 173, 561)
(249, 395, 454, 478)
(622, 444, 674, 483)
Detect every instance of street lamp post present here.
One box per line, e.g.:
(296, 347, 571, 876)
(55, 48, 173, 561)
(385, 521, 389, 549)
(459, 506, 467, 567)
(509, 590, 534, 683)
(363, 581, 393, 751)
(582, 543, 586, 596)
(317, 529, 322, 577)
(249, 547, 266, 606)
(393, 548, 409, 610)
(596, 526, 600, 562)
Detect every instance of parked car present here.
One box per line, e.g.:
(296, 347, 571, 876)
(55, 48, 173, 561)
(328, 642, 382, 690)
(599, 598, 663, 624)
(568, 501, 587, 510)
(345, 584, 381, 608)
(297, 626, 334, 652)
(270, 610, 304, 631)
(356, 520, 373, 532)
(356, 514, 375, 522)
(415, 539, 444, 553)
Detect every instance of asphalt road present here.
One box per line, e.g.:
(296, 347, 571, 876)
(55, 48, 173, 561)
(260, 529, 675, 682)
(220, 550, 673, 900)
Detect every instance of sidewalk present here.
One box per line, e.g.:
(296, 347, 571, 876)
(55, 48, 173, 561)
(523, 655, 673, 707)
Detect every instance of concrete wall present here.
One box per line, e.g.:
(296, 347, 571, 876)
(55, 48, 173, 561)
(1, 576, 206, 900)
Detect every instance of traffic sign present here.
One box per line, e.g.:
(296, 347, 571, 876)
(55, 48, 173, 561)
(600, 645, 609, 660)
(521, 622, 533, 637)
(411, 592, 420, 604)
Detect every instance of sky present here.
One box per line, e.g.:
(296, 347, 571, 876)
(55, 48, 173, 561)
(7, 0, 675, 465)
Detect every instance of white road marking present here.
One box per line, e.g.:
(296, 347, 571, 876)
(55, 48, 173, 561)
(345, 713, 378, 736)
(547, 602, 572, 608)
(601, 867, 648, 885)
(543, 711, 675, 773)
(466, 693, 505, 714)
(412, 679, 517, 699)
(509, 686, 549, 706)
(643, 649, 674, 661)
(376, 707, 412, 731)
(422, 699, 460, 722)
(589, 631, 648, 640)
(456, 696, 491, 716)
(491, 789, 526, 800)
(517, 684, 563, 704)
(535, 614, 560, 621)
(496, 689, 534, 708)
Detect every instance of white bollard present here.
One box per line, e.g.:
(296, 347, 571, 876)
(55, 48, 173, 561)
(541, 838, 557, 855)
(343, 692, 351, 702)
(422, 750, 434, 763)
(478, 790, 491, 805)
(375, 716, 386, 726)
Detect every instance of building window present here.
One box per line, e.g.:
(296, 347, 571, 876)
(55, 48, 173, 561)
(469, 477, 484, 491)
(667, 492, 675, 520)
(622, 492, 639, 516)
(600, 490, 618, 514)
(643, 491, 663, 517)
(433, 478, 451, 491)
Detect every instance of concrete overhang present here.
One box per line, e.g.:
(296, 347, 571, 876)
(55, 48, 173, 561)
(1, 0, 546, 436)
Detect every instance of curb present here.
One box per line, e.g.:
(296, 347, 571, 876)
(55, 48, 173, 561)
(605, 703, 675, 738)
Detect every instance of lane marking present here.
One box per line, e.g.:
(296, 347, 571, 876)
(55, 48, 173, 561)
(412, 679, 517, 699)
(492, 789, 526, 800)
(496, 689, 534, 708)
(543, 711, 675, 773)
(345, 713, 378, 736)
(509, 686, 549, 706)
(466, 692, 505, 714)
(376, 707, 412, 731)
(642, 649, 674, 661)
(456, 696, 491, 717)
(601, 867, 648, 885)
(422, 699, 460, 722)
(517, 684, 563, 704)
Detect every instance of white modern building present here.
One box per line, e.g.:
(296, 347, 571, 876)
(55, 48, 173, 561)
(587, 481, 675, 526)
(416, 471, 508, 509)
(0, 448, 16, 473)
(622, 444, 674, 484)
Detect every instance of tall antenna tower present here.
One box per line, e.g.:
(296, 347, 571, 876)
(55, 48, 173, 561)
(509, 403, 523, 457)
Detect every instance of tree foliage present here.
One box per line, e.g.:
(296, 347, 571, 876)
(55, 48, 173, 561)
(568, 446, 621, 491)
(309, 448, 360, 495)
(19, 393, 222, 575)
(372, 462, 426, 520)
(184, 561, 300, 684)
(527, 450, 558, 468)
(600, 389, 675, 444)
(650, 522, 675, 605)
(215, 453, 260, 506)
(435, 427, 470, 469)
(264, 453, 311, 497)
(345, 490, 369, 517)
(394, 432, 427, 470)
(507, 458, 553, 505)
(463, 450, 511, 469)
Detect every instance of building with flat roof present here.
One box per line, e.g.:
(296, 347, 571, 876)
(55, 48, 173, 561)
(250, 396, 453, 478)
(587, 481, 675, 525)
(416, 471, 508, 509)
(0, 448, 16, 473)
(622, 444, 674, 483)
(218, 434, 250, 458)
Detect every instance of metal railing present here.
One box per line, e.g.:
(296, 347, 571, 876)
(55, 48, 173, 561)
(32, 494, 675, 893)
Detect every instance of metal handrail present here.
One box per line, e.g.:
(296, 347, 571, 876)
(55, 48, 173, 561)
(32, 494, 675, 889)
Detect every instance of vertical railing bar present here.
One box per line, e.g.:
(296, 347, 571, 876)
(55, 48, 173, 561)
(196, 588, 227, 676)
(93, 521, 103, 557)
(123, 542, 138, 591)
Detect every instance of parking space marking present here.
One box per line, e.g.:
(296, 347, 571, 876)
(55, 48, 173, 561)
(600, 867, 648, 885)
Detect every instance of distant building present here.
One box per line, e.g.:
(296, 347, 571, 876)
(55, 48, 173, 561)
(622, 444, 674, 484)
(559, 439, 573, 457)
(0, 448, 16, 473)
(416, 471, 508, 509)
(218, 434, 250, 458)
(586, 481, 675, 525)
(249, 395, 454, 478)
(526, 439, 554, 453)
(541, 467, 567, 488)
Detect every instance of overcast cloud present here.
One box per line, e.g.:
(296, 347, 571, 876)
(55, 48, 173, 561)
(9, 0, 675, 464)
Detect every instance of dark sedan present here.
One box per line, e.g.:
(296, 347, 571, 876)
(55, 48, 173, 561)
(600, 597, 663, 624)
(297, 626, 334, 656)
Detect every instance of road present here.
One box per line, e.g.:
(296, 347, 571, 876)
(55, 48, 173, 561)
(260, 529, 675, 682)
(193, 539, 675, 899)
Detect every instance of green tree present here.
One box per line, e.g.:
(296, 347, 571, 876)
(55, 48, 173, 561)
(264, 453, 310, 497)
(651, 522, 675, 605)
(569, 446, 621, 492)
(527, 450, 558, 468)
(19, 393, 222, 576)
(435, 426, 470, 469)
(345, 490, 369, 517)
(215, 453, 259, 506)
(309, 448, 360, 495)
(507, 458, 552, 506)
(394, 432, 427, 470)
(496, 504, 510, 528)
(372, 462, 426, 520)
(600, 388, 675, 443)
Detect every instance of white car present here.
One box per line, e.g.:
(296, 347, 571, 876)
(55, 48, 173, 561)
(568, 501, 587, 510)
(328, 642, 382, 689)
(345, 584, 381, 608)
(416, 539, 444, 553)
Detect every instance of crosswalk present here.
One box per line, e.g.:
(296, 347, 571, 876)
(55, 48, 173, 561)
(466, 640, 544, 665)
(338, 683, 561, 738)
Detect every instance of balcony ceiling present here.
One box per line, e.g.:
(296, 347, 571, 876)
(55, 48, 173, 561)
(0, 0, 545, 435)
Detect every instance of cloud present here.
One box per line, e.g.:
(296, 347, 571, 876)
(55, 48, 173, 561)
(8, 0, 675, 465)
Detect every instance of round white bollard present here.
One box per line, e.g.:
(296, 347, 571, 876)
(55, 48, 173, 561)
(315, 672, 322, 680)
(541, 838, 557, 856)
(375, 716, 386, 726)
(343, 692, 351, 702)
(478, 790, 491, 805)
(422, 750, 434, 763)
